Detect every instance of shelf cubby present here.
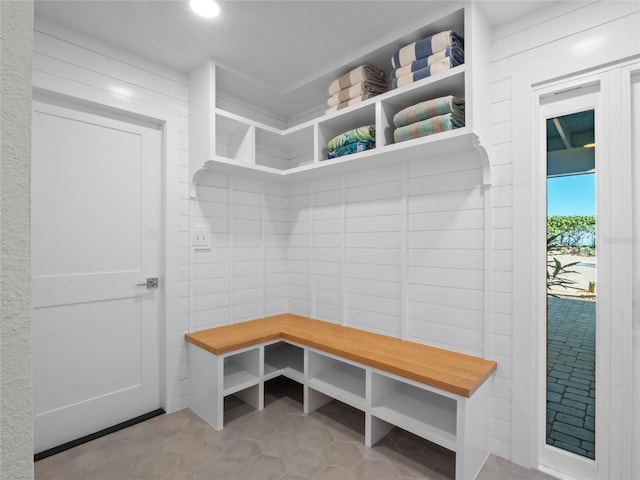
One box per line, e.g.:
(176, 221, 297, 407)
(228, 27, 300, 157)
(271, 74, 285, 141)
(371, 371, 457, 450)
(256, 125, 314, 170)
(379, 68, 466, 147)
(307, 350, 366, 409)
(318, 102, 377, 162)
(215, 111, 254, 163)
(264, 341, 304, 382)
(223, 348, 260, 395)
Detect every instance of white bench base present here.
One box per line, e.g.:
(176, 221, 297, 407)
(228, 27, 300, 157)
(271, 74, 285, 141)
(188, 339, 491, 480)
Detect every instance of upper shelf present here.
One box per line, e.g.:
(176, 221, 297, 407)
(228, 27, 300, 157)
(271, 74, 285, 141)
(189, 5, 490, 188)
(203, 127, 483, 182)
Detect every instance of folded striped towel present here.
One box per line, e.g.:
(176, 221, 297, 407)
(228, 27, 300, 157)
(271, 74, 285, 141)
(327, 141, 375, 159)
(393, 96, 465, 128)
(392, 45, 464, 79)
(327, 81, 388, 107)
(391, 56, 459, 89)
(325, 93, 378, 114)
(328, 64, 386, 97)
(327, 125, 375, 151)
(393, 111, 465, 143)
(391, 31, 464, 69)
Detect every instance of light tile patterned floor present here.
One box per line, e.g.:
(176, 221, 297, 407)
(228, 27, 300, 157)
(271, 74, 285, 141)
(35, 377, 556, 480)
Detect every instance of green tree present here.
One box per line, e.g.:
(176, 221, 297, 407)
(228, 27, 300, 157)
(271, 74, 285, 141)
(547, 215, 595, 254)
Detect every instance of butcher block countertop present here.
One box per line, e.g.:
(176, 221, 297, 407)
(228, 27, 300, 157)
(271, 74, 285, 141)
(185, 313, 497, 398)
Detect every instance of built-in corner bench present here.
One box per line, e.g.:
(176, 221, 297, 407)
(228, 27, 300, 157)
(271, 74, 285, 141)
(185, 314, 497, 480)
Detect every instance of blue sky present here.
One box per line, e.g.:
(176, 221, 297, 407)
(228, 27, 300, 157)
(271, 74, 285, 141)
(547, 173, 595, 216)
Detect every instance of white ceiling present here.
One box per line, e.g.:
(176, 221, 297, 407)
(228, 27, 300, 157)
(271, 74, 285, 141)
(34, 0, 557, 124)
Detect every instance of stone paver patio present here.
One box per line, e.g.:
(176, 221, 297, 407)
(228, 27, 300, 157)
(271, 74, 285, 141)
(546, 296, 596, 459)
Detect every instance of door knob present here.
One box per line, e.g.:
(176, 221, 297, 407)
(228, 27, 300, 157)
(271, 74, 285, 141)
(137, 277, 159, 288)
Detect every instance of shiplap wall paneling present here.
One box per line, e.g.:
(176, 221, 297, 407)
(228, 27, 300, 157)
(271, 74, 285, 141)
(488, 73, 514, 459)
(287, 181, 312, 316)
(230, 177, 263, 322)
(264, 182, 289, 316)
(344, 167, 403, 337)
(312, 175, 344, 324)
(193, 173, 290, 325)
(192, 171, 230, 330)
(406, 153, 486, 357)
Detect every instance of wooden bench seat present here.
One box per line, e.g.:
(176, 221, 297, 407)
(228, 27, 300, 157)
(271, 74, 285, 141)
(185, 313, 496, 398)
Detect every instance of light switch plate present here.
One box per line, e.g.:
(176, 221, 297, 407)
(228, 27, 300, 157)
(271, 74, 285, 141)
(192, 228, 211, 249)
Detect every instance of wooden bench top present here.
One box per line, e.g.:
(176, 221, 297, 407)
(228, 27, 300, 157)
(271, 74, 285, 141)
(185, 313, 497, 398)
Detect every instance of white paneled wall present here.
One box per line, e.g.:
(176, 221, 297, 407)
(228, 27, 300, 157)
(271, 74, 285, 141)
(407, 157, 485, 355)
(287, 181, 312, 316)
(312, 175, 344, 324)
(195, 152, 489, 353)
(192, 173, 230, 330)
(264, 182, 290, 316)
(193, 171, 290, 327)
(345, 167, 403, 337)
(488, 74, 514, 460)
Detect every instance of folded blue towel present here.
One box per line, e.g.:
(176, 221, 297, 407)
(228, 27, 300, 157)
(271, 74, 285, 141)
(392, 44, 464, 79)
(391, 55, 461, 89)
(392, 31, 464, 69)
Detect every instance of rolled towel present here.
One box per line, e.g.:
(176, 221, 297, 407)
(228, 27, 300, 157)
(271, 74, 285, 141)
(393, 44, 464, 79)
(328, 64, 386, 96)
(327, 125, 375, 151)
(327, 141, 375, 160)
(391, 31, 464, 69)
(393, 96, 465, 128)
(327, 81, 388, 107)
(393, 111, 465, 143)
(391, 56, 458, 89)
(325, 93, 378, 114)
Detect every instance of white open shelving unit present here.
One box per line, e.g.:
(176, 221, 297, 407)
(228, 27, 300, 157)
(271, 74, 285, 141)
(188, 5, 491, 185)
(188, 338, 492, 480)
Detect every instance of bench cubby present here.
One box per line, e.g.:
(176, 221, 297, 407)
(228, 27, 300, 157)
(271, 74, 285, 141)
(307, 350, 367, 410)
(371, 370, 457, 450)
(264, 341, 304, 383)
(223, 347, 260, 395)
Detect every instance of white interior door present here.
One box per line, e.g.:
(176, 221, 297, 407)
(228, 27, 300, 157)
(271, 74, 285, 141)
(31, 99, 163, 454)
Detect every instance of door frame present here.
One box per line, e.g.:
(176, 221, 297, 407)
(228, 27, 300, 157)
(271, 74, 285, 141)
(32, 84, 182, 415)
(534, 77, 604, 480)
(528, 62, 637, 479)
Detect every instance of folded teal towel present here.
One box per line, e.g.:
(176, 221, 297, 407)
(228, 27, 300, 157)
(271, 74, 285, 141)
(327, 125, 375, 151)
(393, 96, 465, 128)
(393, 111, 465, 143)
(327, 141, 375, 159)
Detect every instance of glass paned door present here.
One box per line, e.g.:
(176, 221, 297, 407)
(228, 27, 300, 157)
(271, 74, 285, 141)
(546, 110, 596, 460)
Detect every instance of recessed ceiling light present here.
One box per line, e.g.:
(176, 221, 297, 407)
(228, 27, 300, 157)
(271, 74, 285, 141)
(190, 0, 220, 18)
(584, 142, 595, 148)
